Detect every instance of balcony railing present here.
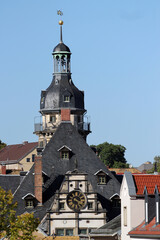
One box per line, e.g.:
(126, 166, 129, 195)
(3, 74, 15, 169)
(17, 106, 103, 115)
(78, 122, 90, 132)
(34, 116, 91, 133)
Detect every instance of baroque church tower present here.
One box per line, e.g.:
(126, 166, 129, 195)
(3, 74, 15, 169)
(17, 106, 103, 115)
(34, 21, 90, 148)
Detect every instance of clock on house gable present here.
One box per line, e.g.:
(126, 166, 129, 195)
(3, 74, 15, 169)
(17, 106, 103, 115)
(49, 170, 106, 236)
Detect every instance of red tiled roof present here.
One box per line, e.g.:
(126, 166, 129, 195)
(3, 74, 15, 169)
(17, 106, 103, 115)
(0, 142, 38, 163)
(129, 217, 160, 236)
(133, 175, 160, 195)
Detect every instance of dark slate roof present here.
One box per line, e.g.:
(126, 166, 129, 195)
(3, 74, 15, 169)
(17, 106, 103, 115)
(53, 42, 71, 53)
(90, 214, 121, 236)
(0, 142, 38, 164)
(13, 122, 120, 221)
(0, 175, 21, 194)
(40, 74, 85, 112)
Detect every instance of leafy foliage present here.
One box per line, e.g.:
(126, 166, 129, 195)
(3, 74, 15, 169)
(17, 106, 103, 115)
(0, 140, 6, 150)
(0, 187, 17, 237)
(10, 213, 39, 240)
(91, 141, 128, 168)
(0, 187, 39, 239)
(147, 156, 160, 173)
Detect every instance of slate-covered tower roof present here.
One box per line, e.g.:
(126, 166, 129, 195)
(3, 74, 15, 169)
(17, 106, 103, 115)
(40, 22, 85, 113)
(34, 20, 90, 147)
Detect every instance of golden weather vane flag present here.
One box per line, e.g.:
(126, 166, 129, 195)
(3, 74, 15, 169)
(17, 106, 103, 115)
(57, 10, 63, 16)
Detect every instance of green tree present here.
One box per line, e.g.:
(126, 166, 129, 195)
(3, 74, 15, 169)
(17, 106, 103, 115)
(91, 141, 128, 168)
(0, 187, 39, 239)
(0, 140, 6, 150)
(154, 156, 160, 172)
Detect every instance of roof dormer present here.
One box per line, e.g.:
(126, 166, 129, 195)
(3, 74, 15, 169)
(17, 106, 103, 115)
(58, 145, 72, 160)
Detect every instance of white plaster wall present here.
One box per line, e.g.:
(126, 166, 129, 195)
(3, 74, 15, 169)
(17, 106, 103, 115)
(120, 175, 131, 240)
(130, 198, 144, 229)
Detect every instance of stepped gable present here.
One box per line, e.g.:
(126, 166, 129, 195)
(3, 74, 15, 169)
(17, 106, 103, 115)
(14, 122, 120, 220)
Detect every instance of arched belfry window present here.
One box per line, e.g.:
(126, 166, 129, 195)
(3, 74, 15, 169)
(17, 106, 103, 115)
(54, 55, 61, 73)
(54, 53, 71, 73)
(61, 55, 67, 72)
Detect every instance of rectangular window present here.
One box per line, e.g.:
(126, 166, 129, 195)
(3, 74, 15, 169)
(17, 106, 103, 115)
(50, 116, 56, 123)
(39, 141, 43, 148)
(123, 206, 127, 226)
(59, 202, 65, 210)
(64, 96, 70, 102)
(88, 202, 93, 210)
(26, 200, 33, 208)
(56, 229, 64, 236)
(32, 154, 35, 162)
(62, 151, 69, 160)
(79, 229, 87, 235)
(98, 176, 106, 184)
(26, 158, 30, 162)
(66, 229, 73, 236)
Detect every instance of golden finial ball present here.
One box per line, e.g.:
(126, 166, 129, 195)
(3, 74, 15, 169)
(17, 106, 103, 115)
(59, 20, 63, 25)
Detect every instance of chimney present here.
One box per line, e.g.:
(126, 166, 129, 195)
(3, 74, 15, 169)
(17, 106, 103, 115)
(61, 109, 70, 121)
(34, 155, 42, 205)
(1, 165, 6, 175)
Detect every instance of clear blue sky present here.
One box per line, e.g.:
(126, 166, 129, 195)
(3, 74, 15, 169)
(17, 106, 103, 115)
(0, 0, 160, 167)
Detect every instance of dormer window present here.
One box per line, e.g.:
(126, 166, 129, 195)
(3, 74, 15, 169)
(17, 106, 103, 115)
(22, 193, 35, 209)
(62, 151, 69, 160)
(94, 169, 108, 185)
(98, 175, 106, 184)
(58, 145, 72, 160)
(26, 200, 34, 208)
(64, 96, 70, 102)
(110, 194, 121, 208)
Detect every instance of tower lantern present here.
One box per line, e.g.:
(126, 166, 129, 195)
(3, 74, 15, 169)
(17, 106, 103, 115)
(52, 21, 71, 74)
(34, 18, 91, 149)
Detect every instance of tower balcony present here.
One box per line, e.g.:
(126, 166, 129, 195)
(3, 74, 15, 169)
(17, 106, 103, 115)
(33, 116, 59, 134)
(77, 122, 91, 132)
(34, 115, 91, 135)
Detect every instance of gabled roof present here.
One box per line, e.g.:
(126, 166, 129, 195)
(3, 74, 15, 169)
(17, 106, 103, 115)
(94, 169, 108, 176)
(57, 145, 72, 152)
(129, 217, 160, 237)
(133, 175, 160, 195)
(0, 142, 38, 164)
(13, 122, 120, 221)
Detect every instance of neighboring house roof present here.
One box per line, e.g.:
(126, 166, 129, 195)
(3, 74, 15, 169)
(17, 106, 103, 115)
(0, 142, 38, 164)
(109, 168, 141, 174)
(0, 175, 20, 193)
(137, 163, 153, 172)
(13, 122, 120, 221)
(90, 214, 121, 237)
(133, 175, 160, 195)
(129, 217, 160, 237)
